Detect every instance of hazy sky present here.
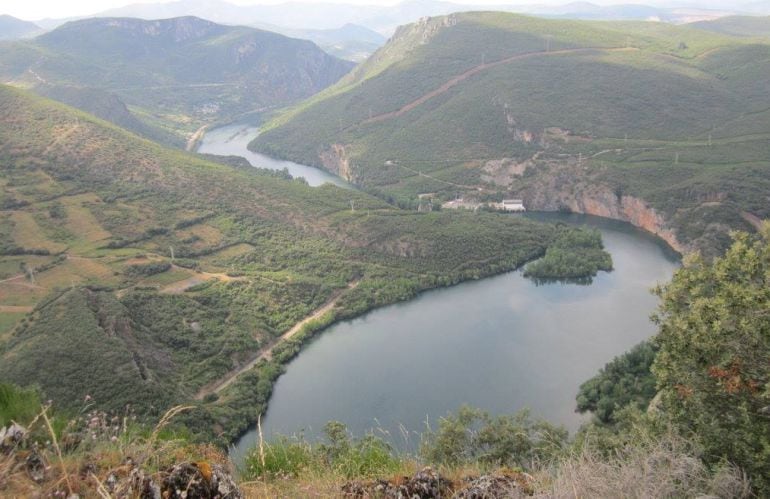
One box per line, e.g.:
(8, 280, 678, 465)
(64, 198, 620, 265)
(1, 0, 729, 22)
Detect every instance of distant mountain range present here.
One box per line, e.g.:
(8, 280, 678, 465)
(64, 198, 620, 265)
(7, 0, 766, 62)
(0, 16, 354, 143)
(28, 0, 770, 35)
(0, 14, 42, 40)
(261, 23, 387, 62)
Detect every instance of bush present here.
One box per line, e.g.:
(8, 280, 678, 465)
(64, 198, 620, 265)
(125, 261, 171, 277)
(421, 406, 568, 468)
(0, 382, 42, 427)
(652, 228, 770, 494)
(576, 341, 658, 424)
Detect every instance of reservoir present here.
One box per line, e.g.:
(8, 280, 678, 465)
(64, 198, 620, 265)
(196, 125, 680, 460)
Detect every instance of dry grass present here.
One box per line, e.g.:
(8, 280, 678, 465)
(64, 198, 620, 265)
(35, 258, 116, 289)
(203, 243, 256, 260)
(9, 211, 67, 253)
(175, 223, 224, 248)
(530, 431, 752, 498)
(0, 279, 47, 306)
(62, 195, 112, 246)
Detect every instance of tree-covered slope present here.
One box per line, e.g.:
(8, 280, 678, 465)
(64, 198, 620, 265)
(0, 16, 354, 142)
(251, 12, 770, 255)
(0, 85, 607, 441)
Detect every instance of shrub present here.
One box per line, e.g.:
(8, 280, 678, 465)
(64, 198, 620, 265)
(421, 406, 568, 468)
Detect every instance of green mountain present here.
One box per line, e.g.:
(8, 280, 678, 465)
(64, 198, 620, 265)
(0, 14, 41, 40)
(0, 85, 604, 441)
(690, 15, 770, 38)
(0, 16, 354, 142)
(250, 12, 770, 255)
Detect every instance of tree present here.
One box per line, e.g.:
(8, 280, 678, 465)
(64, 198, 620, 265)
(652, 227, 770, 493)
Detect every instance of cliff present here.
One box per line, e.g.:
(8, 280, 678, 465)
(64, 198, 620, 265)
(517, 162, 687, 254)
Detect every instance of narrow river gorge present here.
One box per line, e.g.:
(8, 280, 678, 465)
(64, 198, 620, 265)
(198, 125, 681, 461)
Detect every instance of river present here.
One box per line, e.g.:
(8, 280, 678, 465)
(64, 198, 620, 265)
(197, 123, 350, 188)
(195, 125, 680, 461)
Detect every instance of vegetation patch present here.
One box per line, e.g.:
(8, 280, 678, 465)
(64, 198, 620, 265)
(524, 227, 612, 282)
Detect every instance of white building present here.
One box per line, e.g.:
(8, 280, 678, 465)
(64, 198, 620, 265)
(501, 199, 526, 212)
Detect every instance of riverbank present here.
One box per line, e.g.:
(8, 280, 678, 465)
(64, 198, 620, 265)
(229, 215, 677, 462)
(189, 124, 680, 455)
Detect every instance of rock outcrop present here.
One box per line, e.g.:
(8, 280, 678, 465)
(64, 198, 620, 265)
(520, 163, 687, 254)
(319, 144, 355, 181)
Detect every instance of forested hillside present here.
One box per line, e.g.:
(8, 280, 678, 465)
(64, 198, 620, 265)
(251, 12, 770, 255)
(0, 85, 609, 442)
(0, 16, 354, 143)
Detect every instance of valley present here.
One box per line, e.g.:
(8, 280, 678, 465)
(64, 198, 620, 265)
(0, 85, 613, 444)
(251, 12, 770, 256)
(1, 4, 769, 497)
(0, 16, 354, 144)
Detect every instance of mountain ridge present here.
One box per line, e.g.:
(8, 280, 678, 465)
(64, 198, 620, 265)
(0, 16, 354, 142)
(250, 11, 770, 255)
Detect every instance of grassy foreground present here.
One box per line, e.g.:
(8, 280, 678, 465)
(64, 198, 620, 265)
(0, 384, 751, 498)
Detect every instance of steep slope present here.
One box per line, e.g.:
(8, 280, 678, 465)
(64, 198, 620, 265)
(0, 16, 354, 141)
(251, 12, 770, 255)
(0, 15, 41, 40)
(34, 84, 182, 146)
(0, 85, 597, 441)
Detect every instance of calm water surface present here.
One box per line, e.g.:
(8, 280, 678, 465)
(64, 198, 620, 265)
(197, 123, 350, 188)
(198, 125, 680, 461)
(232, 214, 679, 460)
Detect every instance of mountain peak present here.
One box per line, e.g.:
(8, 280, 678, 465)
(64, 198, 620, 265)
(45, 15, 226, 44)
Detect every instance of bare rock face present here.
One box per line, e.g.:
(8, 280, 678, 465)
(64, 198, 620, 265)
(0, 423, 27, 453)
(320, 143, 355, 181)
(482, 158, 531, 187)
(453, 471, 533, 498)
(342, 467, 454, 498)
(342, 468, 534, 498)
(160, 461, 242, 499)
(521, 163, 687, 254)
